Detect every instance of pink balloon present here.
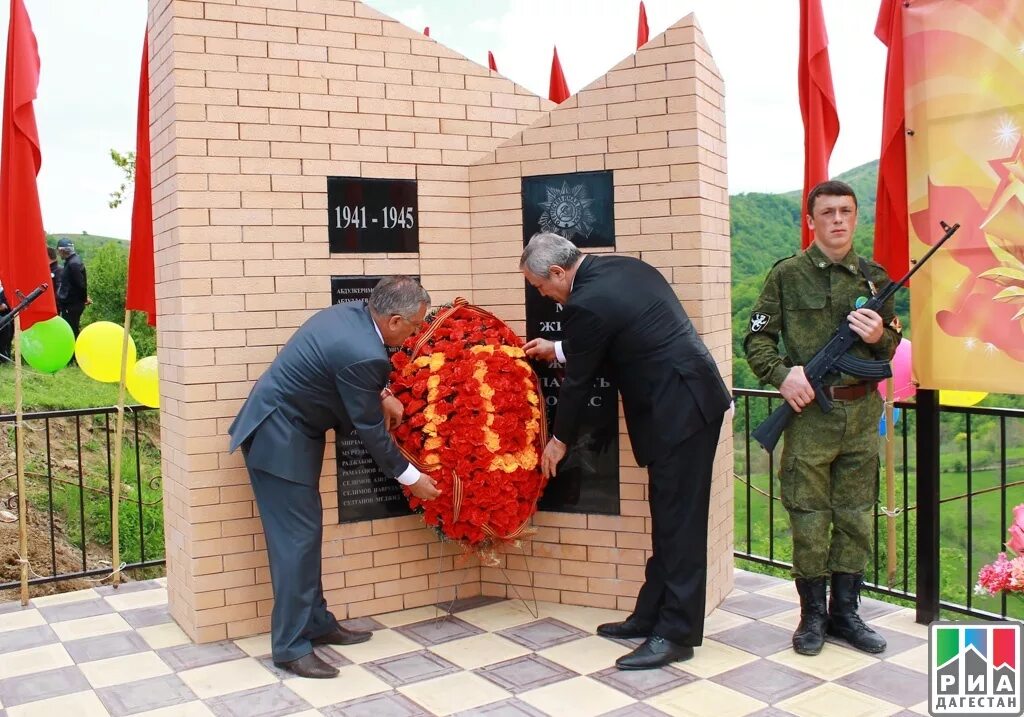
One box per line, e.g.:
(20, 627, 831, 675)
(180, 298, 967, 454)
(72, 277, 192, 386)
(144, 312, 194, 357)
(877, 338, 916, 400)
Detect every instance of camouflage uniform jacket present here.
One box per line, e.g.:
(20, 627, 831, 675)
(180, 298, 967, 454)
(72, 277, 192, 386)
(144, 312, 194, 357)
(744, 242, 901, 389)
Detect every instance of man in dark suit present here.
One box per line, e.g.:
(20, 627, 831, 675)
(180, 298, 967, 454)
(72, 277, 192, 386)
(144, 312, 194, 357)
(521, 233, 732, 670)
(55, 238, 88, 337)
(228, 276, 441, 679)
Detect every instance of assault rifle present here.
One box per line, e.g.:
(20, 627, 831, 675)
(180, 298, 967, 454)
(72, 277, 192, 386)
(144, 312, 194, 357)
(0, 282, 49, 333)
(752, 221, 960, 452)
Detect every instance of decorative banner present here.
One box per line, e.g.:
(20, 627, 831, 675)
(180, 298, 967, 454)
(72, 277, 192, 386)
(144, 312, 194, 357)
(904, 0, 1024, 394)
(331, 275, 414, 524)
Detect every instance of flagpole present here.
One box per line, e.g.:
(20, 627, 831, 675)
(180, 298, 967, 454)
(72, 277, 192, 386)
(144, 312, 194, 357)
(109, 308, 133, 587)
(14, 315, 29, 604)
(884, 375, 897, 586)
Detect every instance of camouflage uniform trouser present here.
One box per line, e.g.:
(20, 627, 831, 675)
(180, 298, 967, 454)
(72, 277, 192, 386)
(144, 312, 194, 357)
(779, 390, 881, 579)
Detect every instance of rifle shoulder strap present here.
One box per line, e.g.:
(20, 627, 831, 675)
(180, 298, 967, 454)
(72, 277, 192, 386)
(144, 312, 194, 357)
(857, 257, 879, 297)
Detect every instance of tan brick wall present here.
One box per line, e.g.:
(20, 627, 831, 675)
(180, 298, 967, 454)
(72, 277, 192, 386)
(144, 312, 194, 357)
(149, 0, 732, 643)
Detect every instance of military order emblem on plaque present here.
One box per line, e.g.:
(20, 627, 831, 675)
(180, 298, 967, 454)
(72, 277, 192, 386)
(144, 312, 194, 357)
(521, 170, 614, 248)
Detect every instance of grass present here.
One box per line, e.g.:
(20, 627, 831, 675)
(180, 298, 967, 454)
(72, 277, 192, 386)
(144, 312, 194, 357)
(0, 363, 121, 413)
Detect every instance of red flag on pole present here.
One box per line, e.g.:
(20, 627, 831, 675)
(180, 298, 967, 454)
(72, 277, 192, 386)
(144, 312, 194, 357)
(126, 30, 156, 326)
(0, 0, 54, 329)
(487, 51, 498, 72)
(423, 26, 430, 37)
(637, 1, 650, 48)
(549, 46, 570, 104)
(873, 0, 908, 278)
(798, 0, 840, 248)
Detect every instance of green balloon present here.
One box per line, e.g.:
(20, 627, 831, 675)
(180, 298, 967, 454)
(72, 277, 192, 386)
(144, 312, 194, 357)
(21, 316, 76, 373)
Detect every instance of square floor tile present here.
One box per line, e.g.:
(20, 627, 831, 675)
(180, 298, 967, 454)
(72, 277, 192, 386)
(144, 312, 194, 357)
(103, 589, 167, 613)
(591, 663, 695, 700)
(885, 644, 927, 674)
(476, 654, 577, 694)
(536, 603, 630, 634)
(601, 703, 675, 717)
(537, 634, 630, 674)
(439, 595, 505, 614)
(823, 625, 924, 656)
(761, 607, 801, 632)
(79, 651, 172, 688)
(178, 658, 277, 699)
(0, 610, 44, 634)
(519, 675, 634, 717)
(327, 629, 421, 664)
(712, 658, 823, 704)
(233, 634, 271, 658)
(136, 623, 191, 650)
(754, 582, 802, 604)
(50, 614, 132, 642)
(64, 631, 152, 663)
(157, 642, 248, 672)
(204, 683, 312, 717)
(456, 602, 545, 633)
(497, 618, 588, 651)
(320, 691, 429, 717)
(0, 626, 57, 655)
(5, 690, 109, 717)
(428, 634, 531, 670)
(339, 616, 386, 633)
(95, 580, 164, 597)
(399, 671, 512, 715)
(0, 644, 72, 680)
(31, 589, 98, 608)
(734, 571, 788, 592)
(119, 606, 173, 630)
(284, 664, 390, 708)
(451, 697, 549, 716)
(129, 701, 215, 716)
(867, 609, 927, 639)
(709, 621, 793, 657)
(646, 680, 767, 717)
(719, 594, 795, 620)
(37, 599, 114, 624)
(0, 665, 92, 708)
(776, 682, 901, 717)
(676, 639, 758, 679)
(396, 617, 484, 647)
(768, 643, 878, 681)
(703, 609, 754, 635)
(95, 674, 197, 716)
(855, 595, 902, 621)
(835, 662, 927, 708)
(365, 650, 461, 687)
(376, 606, 450, 628)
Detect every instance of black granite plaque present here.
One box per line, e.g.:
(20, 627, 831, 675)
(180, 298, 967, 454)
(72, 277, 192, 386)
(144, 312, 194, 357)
(328, 177, 419, 253)
(521, 170, 614, 248)
(332, 275, 416, 523)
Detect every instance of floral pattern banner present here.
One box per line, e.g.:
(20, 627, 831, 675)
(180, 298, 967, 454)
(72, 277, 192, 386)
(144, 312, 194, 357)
(904, 0, 1024, 393)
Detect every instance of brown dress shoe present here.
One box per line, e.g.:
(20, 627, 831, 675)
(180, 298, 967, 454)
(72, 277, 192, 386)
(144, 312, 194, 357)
(312, 625, 372, 646)
(275, 652, 339, 679)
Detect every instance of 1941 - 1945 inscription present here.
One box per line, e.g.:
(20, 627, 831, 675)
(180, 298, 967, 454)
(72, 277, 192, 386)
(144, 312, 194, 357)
(327, 177, 419, 254)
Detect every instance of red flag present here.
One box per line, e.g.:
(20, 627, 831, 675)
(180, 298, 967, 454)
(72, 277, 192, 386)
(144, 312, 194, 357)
(873, 0, 908, 278)
(549, 46, 570, 104)
(798, 0, 840, 248)
(126, 30, 156, 326)
(637, 1, 650, 48)
(423, 26, 429, 37)
(0, 0, 54, 329)
(487, 51, 498, 72)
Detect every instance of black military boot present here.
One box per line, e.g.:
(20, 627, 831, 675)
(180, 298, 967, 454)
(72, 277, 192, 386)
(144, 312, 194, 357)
(827, 572, 887, 654)
(792, 577, 828, 655)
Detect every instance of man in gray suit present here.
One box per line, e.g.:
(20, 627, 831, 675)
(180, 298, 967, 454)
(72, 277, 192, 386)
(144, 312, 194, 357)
(229, 276, 441, 679)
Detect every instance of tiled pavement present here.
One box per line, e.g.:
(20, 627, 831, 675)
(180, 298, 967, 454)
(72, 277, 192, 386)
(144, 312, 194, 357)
(0, 570, 930, 716)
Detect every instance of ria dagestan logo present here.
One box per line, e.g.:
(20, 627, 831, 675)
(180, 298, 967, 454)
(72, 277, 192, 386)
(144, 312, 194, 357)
(930, 621, 1022, 715)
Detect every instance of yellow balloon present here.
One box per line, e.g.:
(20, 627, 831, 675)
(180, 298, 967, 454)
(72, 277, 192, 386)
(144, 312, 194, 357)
(126, 356, 160, 408)
(939, 390, 988, 407)
(74, 321, 137, 383)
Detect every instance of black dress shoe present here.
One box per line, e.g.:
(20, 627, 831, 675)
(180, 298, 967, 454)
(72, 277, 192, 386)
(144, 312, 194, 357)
(596, 617, 654, 639)
(312, 625, 372, 646)
(615, 635, 694, 670)
(275, 652, 339, 679)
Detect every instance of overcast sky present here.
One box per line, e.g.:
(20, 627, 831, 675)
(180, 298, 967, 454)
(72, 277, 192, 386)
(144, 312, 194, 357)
(0, 0, 885, 240)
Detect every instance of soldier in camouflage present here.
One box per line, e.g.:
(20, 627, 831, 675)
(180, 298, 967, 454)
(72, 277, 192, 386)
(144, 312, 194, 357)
(744, 180, 900, 657)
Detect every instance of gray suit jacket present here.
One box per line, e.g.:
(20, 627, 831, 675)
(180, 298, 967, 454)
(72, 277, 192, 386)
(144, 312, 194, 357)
(228, 301, 409, 486)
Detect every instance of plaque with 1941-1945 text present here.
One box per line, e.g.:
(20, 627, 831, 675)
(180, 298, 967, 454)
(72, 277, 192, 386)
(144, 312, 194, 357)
(328, 177, 419, 254)
(331, 275, 416, 524)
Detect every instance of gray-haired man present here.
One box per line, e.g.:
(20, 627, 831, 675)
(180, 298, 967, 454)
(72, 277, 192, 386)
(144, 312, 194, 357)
(229, 276, 441, 679)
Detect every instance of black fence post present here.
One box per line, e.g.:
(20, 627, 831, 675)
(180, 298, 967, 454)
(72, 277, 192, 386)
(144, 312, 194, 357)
(915, 388, 940, 624)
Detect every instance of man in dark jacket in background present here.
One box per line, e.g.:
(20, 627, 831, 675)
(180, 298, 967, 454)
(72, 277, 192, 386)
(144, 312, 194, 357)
(56, 238, 89, 336)
(48, 246, 63, 312)
(0, 282, 12, 362)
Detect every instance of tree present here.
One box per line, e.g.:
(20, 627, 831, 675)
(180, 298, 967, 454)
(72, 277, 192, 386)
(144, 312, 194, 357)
(108, 149, 136, 209)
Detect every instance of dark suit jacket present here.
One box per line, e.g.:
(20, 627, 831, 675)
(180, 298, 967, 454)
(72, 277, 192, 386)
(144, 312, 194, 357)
(555, 255, 731, 467)
(228, 301, 409, 486)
